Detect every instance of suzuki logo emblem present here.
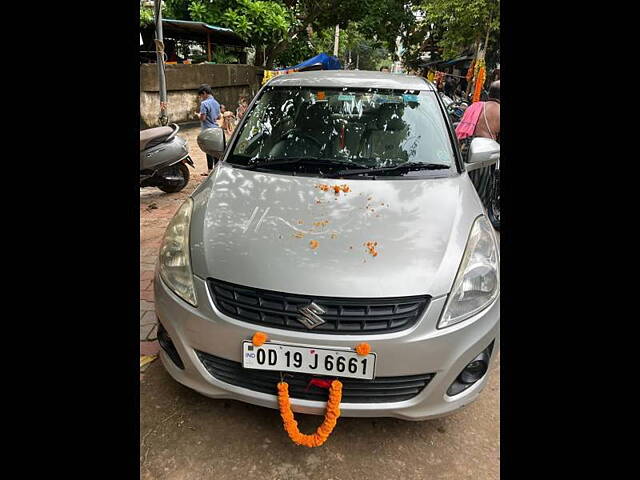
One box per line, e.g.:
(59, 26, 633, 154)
(296, 302, 326, 329)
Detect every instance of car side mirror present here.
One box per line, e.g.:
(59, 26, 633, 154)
(197, 128, 226, 157)
(466, 137, 500, 172)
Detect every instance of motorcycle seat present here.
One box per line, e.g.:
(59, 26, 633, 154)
(140, 126, 174, 152)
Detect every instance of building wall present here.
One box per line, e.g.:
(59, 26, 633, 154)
(140, 64, 264, 128)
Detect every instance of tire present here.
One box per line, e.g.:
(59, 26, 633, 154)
(158, 162, 190, 193)
(487, 168, 500, 230)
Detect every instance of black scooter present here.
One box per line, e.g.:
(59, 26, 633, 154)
(140, 124, 194, 193)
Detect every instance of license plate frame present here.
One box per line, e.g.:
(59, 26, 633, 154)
(241, 341, 377, 380)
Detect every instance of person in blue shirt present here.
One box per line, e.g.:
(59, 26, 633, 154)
(195, 84, 221, 175)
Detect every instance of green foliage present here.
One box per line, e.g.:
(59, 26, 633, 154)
(162, 0, 387, 68)
(272, 21, 391, 71)
(147, 0, 500, 71)
(164, 0, 192, 20)
(272, 33, 315, 67)
(213, 49, 240, 64)
(397, 0, 500, 71)
(222, 0, 292, 46)
(140, 5, 155, 27)
(357, 0, 415, 56)
(184, 0, 291, 45)
(421, 0, 499, 61)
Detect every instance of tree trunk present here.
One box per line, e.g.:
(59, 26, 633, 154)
(484, 12, 493, 55)
(264, 38, 291, 69)
(255, 48, 265, 68)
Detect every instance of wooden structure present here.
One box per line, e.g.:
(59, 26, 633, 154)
(140, 19, 248, 64)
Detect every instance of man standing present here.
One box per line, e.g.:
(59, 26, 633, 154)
(195, 84, 221, 176)
(444, 74, 457, 97)
(455, 81, 500, 217)
(473, 80, 500, 141)
(455, 80, 500, 142)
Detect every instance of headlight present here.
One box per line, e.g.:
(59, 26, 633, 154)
(159, 198, 197, 306)
(439, 215, 499, 328)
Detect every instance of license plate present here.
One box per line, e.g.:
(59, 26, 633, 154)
(242, 341, 376, 380)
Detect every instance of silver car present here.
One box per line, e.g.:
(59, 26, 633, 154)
(154, 71, 500, 421)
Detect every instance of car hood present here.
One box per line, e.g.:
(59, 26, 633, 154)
(190, 164, 484, 298)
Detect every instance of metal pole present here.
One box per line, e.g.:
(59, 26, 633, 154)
(155, 0, 168, 126)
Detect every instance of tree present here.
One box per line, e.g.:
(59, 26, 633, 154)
(183, 0, 292, 66)
(155, 0, 499, 72)
(161, 0, 403, 68)
(140, 3, 155, 27)
(357, 0, 417, 61)
(422, 0, 498, 62)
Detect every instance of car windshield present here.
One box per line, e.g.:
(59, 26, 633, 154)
(228, 86, 455, 174)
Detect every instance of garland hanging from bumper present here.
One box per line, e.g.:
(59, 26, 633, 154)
(251, 331, 371, 447)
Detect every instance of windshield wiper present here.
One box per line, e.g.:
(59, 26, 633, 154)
(335, 162, 450, 177)
(244, 157, 369, 171)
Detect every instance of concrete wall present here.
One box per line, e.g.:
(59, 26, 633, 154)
(141, 64, 264, 128)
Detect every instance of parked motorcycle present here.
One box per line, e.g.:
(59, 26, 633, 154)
(447, 98, 469, 124)
(196, 127, 226, 165)
(140, 124, 194, 193)
(461, 136, 500, 231)
(486, 158, 500, 230)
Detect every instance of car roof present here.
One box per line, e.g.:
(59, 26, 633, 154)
(267, 70, 435, 91)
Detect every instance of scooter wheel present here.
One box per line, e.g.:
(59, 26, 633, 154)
(487, 169, 500, 230)
(158, 163, 190, 193)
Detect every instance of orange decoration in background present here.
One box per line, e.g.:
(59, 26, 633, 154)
(472, 66, 486, 103)
(466, 61, 475, 82)
(310, 240, 319, 249)
(278, 380, 342, 447)
(355, 343, 371, 356)
(252, 332, 267, 346)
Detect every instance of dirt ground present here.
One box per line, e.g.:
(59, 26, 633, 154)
(140, 357, 499, 480)
(140, 124, 499, 479)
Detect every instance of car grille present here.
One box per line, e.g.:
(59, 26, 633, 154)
(207, 279, 430, 334)
(196, 351, 435, 404)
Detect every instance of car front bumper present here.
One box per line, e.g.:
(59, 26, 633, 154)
(154, 272, 500, 421)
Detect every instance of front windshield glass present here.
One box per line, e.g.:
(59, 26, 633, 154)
(229, 86, 455, 172)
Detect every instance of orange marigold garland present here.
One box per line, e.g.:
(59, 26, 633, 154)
(355, 342, 371, 356)
(252, 331, 268, 346)
(466, 61, 475, 83)
(472, 66, 486, 103)
(277, 380, 342, 447)
(471, 58, 487, 103)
